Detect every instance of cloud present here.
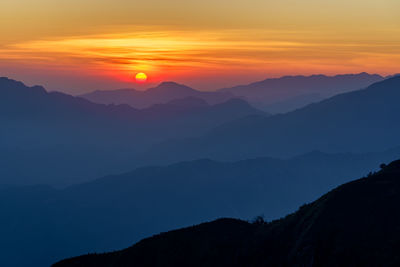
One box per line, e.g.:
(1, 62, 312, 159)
(1, 28, 399, 89)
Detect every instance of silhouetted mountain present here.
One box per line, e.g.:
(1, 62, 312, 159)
(138, 97, 264, 122)
(0, 77, 262, 185)
(81, 74, 383, 113)
(80, 81, 234, 108)
(220, 72, 384, 112)
(0, 77, 141, 145)
(54, 159, 400, 267)
(386, 73, 400, 79)
(2, 149, 400, 266)
(142, 76, 400, 164)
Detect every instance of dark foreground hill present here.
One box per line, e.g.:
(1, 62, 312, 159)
(54, 159, 400, 267)
(2, 149, 400, 267)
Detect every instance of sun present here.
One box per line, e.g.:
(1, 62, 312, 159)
(135, 72, 147, 83)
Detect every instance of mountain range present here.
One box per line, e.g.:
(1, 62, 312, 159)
(80, 81, 234, 109)
(139, 76, 400, 164)
(220, 72, 384, 112)
(0, 77, 262, 185)
(1, 149, 400, 267)
(80, 73, 384, 113)
(1, 73, 400, 267)
(54, 158, 400, 267)
(2, 75, 400, 186)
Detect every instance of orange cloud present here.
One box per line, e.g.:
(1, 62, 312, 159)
(0, 28, 399, 91)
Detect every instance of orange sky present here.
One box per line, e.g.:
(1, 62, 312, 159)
(0, 0, 399, 94)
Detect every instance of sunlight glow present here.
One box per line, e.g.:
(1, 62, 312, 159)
(0, 27, 399, 90)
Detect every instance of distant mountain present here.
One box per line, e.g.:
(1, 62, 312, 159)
(80, 81, 234, 108)
(138, 96, 264, 123)
(80, 74, 383, 113)
(386, 73, 400, 79)
(142, 76, 400, 164)
(0, 77, 144, 185)
(0, 77, 262, 185)
(2, 149, 400, 267)
(263, 92, 323, 113)
(54, 159, 400, 267)
(220, 72, 384, 112)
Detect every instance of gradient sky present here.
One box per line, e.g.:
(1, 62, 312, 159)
(1, 0, 399, 94)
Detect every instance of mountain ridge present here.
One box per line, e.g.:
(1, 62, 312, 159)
(79, 73, 383, 112)
(80, 81, 234, 108)
(0, 77, 262, 185)
(139, 76, 400, 164)
(53, 159, 400, 267)
(2, 148, 400, 266)
(219, 72, 384, 112)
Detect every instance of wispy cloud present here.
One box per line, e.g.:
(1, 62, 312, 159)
(1, 28, 399, 86)
(0, 30, 310, 72)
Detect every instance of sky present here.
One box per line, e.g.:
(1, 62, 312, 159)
(0, 0, 399, 94)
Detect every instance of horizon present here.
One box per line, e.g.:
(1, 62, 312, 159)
(0, 71, 393, 95)
(1, 0, 400, 94)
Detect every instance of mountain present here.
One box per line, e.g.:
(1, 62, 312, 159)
(80, 81, 234, 108)
(0, 77, 262, 185)
(220, 72, 384, 112)
(141, 76, 400, 164)
(137, 97, 264, 125)
(2, 149, 400, 267)
(80, 74, 383, 113)
(2, 75, 392, 186)
(0, 77, 142, 147)
(54, 159, 400, 267)
(386, 73, 400, 79)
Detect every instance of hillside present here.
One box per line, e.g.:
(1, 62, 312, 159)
(54, 159, 400, 267)
(220, 72, 384, 112)
(0, 77, 259, 149)
(0, 77, 261, 185)
(141, 76, 400, 163)
(2, 148, 400, 267)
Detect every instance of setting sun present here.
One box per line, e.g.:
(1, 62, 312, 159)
(135, 72, 147, 83)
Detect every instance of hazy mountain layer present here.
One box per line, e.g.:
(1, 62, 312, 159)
(80, 73, 383, 113)
(220, 72, 384, 112)
(80, 81, 234, 108)
(1, 149, 400, 267)
(0, 77, 262, 185)
(142, 76, 400, 163)
(54, 159, 400, 267)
